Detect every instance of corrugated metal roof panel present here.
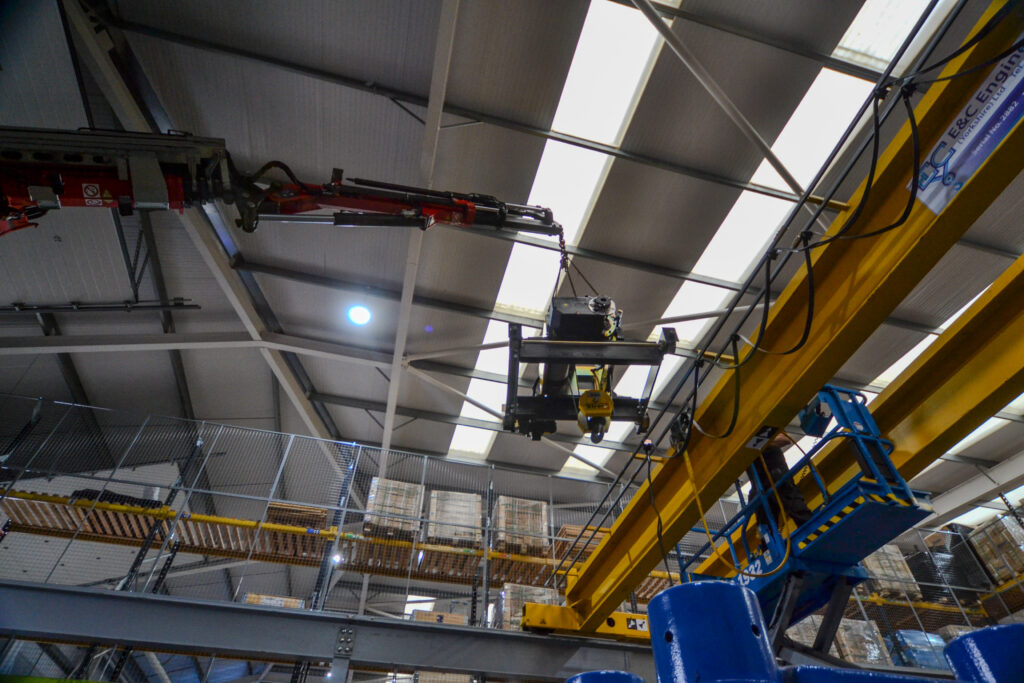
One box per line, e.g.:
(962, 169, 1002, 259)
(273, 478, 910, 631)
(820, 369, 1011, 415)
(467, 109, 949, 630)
(445, 0, 588, 128)
(0, 2, 87, 129)
(122, 0, 440, 98)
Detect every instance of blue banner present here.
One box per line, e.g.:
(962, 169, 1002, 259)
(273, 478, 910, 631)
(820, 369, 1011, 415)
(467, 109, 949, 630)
(916, 38, 1024, 214)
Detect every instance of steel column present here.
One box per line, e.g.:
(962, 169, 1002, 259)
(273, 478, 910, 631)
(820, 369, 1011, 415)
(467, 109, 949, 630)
(380, 0, 460, 457)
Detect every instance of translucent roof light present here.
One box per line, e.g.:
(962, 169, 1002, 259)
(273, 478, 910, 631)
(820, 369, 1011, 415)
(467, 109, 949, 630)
(447, 0, 676, 466)
(833, 0, 949, 73)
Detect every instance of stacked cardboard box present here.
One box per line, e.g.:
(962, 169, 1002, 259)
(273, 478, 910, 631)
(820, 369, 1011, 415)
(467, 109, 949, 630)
(495, 583, 560, 631)
(494, 496, 549, 553)
(888, 630, 948, 670)
(243, 593, 305, 609)
(412, 610, 468, 625)
(936, 624, 975, 643)
(265, 501, 329, 529)
(969, 516, 1024, 583)
(426, 491, 482, 546)
(364, 477, 424, 539)
(862, 544, 923, 600)
(784, 614, 838, 657)
(834, 619, 893, 667)
(415, 674, 472, 683)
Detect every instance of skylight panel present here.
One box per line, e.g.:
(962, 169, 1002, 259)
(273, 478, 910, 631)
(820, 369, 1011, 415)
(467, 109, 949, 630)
(562, 444, 614, 475)
(474, 320, 516, 375)
(948, 506, 1000, 528)
(642, 69, 874, 354)
(550, 0, 665, 144)
(446, 0, 676, 464)
(833, 0, 938, 72)
(749, 70, 875, 190)
(448, 424, 496, 458)
(493, 245, 562, 316)
(695, 70, 873, 281)
(404, 595, 436, 616)
(874, 336, 937, 386)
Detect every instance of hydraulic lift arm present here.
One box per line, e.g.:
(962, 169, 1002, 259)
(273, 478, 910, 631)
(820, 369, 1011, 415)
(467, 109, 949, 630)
(524, 1, 1024, 634)
(0, 127, 561, 237)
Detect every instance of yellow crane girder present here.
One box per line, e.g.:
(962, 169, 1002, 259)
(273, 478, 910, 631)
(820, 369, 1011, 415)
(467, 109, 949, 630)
(525, 1, 1024, 633)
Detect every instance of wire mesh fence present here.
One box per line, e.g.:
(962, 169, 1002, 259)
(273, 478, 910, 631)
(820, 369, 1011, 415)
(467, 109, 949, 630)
(0, 395, 630, 631)
(6, 394, 1024, 678)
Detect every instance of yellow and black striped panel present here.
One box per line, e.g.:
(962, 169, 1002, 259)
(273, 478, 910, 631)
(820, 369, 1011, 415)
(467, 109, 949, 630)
(867, 492, 914, 507)
(797, 496, 865, 550)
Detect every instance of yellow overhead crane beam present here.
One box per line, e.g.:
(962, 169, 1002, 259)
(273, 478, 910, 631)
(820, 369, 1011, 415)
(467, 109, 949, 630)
(524, 1, 1024, 634)
(696, 244, 1024, 579)
(802, 251, 1024, 507)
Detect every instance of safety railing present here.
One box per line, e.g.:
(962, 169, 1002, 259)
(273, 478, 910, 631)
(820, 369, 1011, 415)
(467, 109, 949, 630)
(0, 394, 631, 629)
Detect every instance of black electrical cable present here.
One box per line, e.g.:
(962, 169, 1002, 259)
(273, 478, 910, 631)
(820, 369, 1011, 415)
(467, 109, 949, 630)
(747, 232, 816, 355)
(645, 451, 675, 587)
(913, 35, 1024, 85)
(906, 1, 1019, 79)
(693, 335, 742, 440)
(834, 89, 922, 243)
(796, 93, 885, 250)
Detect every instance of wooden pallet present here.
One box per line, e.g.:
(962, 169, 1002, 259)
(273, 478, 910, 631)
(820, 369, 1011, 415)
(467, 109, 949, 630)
(2, 491, 334, 566)
(266, 501, 328, 529)
(635, 575, 673, 602)
(494, 539, 549, 555)
(339, 534, 482, 583)
(2, 490, 677, 603)
(488, 552, 553, 587)
(870, 585, 926, 603)
(553, 524, 608, 562)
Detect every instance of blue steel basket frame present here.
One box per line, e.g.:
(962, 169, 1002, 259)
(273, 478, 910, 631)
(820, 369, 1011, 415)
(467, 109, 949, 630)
(677, 386, 918, 581)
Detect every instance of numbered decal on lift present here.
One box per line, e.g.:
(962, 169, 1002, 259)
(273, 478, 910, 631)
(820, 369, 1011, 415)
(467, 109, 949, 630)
(746, 425, 776, 450)
(626, 617, 648, 632)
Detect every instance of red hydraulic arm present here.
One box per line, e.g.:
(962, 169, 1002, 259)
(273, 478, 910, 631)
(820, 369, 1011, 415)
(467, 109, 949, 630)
(0, 127, 560, 237)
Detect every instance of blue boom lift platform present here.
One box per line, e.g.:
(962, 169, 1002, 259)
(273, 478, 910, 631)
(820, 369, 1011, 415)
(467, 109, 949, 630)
(678, 386, 935, 657)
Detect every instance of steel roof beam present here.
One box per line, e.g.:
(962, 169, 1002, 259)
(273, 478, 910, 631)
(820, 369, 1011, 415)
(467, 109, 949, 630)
(379, 0, 459, 463)
(609, 0, 886, 83)
(308, 390, 649, 457)
(106, 16, 839, 207)
(236, 258, 543, 328)
(139, 211, 196, 421)
(0, 581, 655, 681)
(240, 247, 941, 338)
(34, 313, 117, 472)
(922, 448, 1024, 527)
(61, 0, 344, 448)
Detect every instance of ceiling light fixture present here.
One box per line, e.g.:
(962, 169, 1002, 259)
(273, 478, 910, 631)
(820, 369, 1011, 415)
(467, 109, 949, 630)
(347, 305, 372, 326)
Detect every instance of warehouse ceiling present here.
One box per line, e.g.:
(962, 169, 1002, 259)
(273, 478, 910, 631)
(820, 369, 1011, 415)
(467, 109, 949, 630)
(2, 0, 1024, 532)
